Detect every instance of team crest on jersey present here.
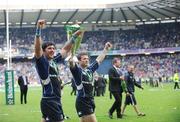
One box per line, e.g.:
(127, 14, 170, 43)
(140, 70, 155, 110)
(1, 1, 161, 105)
(49, 60, 58, 73)
(82, 69, 93, 82)
(78, 111, 82, 116)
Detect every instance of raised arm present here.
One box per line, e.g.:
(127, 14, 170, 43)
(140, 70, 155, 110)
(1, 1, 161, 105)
(60, 30, 83, 58)
(34, 20, 45, 58)
(96, 42, 112, 64)
(68, 54, 76, 68)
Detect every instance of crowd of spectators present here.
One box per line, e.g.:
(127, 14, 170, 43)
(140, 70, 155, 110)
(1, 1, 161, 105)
(121, 53, 180, 83)
(0, 22, 179, 52)
(84, 23, 180, 50)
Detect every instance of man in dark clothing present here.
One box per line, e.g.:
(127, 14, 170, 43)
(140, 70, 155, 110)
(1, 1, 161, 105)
(121, 65, 145, 116)
(18, 74, 29, 104)
(108, 58, 124, 119)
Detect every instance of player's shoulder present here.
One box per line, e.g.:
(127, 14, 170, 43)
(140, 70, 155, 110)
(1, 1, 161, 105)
(70, 63, 81, 71)
(124, 72, 129, 77)
(35, 55, 48, 62)
(108, 66, 114, 70)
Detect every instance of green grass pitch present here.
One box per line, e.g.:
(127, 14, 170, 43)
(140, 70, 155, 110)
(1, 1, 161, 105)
(0, 83, 180, 122)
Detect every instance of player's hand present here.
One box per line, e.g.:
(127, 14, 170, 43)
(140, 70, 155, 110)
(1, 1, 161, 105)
(73, 30, 83, 37)
(37, 19, 45, 29)
(104, 42, 112, 51)
(68, 54, 75, 67)
(120, 76, 124, 80)
(126, 92, 130, 96)
(68, 55, 73, 62)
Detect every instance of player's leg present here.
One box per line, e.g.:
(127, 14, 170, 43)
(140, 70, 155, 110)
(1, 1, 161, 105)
(130, 94, 145, 116)
(70, 89, 73, 95)
(20, 88, 23, 104)
(42, 117, 64, 122)
(76, 97, 97, 122)
(41, 118, 46, 122)
(121, 94, 130, 115)
(80, 114, 97, 122)
(174, 82, 177, 89)
(177, 83, 180, 89)
(115, 93, 122, 118)
(42, 119, 64, 122)
(74, 88, 77, 95)
(133, 105, 145, 116)
(121, 104, 127, 115)
(133, 105, 140, 115)
(109, 92, 122, 118)
(41, 99, 64, 122)
(24, 86, 28, 104)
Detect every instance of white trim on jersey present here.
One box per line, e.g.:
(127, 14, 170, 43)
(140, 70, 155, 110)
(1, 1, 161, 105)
(41, 77, 51, 85)
(77, 83, 83, 90)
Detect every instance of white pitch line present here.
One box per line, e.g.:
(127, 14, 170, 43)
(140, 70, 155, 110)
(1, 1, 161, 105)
(148, 88, 164, 91)
(0, 113, 8, 116)
(173, 107, 177, 110)
(30, 110, 41, 113)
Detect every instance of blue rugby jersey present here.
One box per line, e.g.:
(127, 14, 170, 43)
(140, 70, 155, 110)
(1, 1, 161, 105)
(35, 53, 63, 99)
(124, 72, 142, 93)
(70, 60, 99, 98)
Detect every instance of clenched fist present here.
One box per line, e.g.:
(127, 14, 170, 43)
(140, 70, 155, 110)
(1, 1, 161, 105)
(104, 42, 112, 51)
(37, 19, 45, 29)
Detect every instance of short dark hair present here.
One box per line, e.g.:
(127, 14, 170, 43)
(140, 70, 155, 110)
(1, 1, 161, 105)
(42, 42, 56, 51)
(112, 57, 120, 64)
(77, 52, 89, 61)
